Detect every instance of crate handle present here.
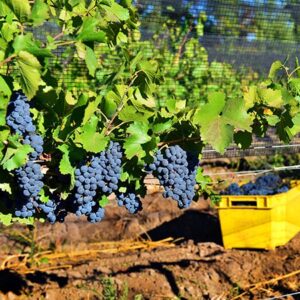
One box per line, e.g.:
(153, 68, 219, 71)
(231, 200, 257, 207)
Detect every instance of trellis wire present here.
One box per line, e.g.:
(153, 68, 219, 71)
(204, 164, 300, 177)
(262, 291, 300, 300)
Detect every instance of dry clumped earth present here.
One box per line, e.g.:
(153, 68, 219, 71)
(0, 190, 299, 300)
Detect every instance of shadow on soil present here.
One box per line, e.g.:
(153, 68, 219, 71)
(0, 270, 28, 295)
(103, 261, 194, 299)
(141, 209, 223, 245)
(0, 269, 68, 295)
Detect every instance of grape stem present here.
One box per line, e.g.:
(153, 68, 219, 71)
(0, 54, 17, 68)
(106, 121, 130, 135)
(173, 25, 193, 65)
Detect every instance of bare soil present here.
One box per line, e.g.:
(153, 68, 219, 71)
(0, 190, 299, 300)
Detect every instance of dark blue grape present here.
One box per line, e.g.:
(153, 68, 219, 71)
(71, 142, 122, 223)
(87, 206, 105, 223)
(24, 133, 43, 159)
(222, 174, 290, 196)
(6, 92, 36, 135)
(117, 192, 142, 214)
(148, 145, 198, 208)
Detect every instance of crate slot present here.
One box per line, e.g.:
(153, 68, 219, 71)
(231, 200, 257, 207)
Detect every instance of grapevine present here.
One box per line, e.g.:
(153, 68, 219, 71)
(0, 0, 299, 226)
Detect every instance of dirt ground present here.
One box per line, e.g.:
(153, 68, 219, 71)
(0, 177, 300, 300)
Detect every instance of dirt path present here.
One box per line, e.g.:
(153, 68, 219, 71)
(0, 193, 299, 300)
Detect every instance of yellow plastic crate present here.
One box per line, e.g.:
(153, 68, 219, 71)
(217, 182, 300, 250)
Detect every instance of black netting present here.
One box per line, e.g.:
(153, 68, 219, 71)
(137, 0, 300, 73)
(3, 1, 300, 157)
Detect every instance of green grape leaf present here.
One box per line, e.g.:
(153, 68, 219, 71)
(77, 17, 106, 43)
(268, 60, 282, 80)
(116, 31, 128, 45)
(0, 213, 12, 226)
(1, 144, 32, 171)
(119, 186, 126, 193)
(222, 98, 253, 131)
(85, 46, 97, 77)
(119, 105, 147, 122)
(124, 122, 151, 159)
(291, 113, 300, 135)
(99, 195, 109, 207)
(57, 144, 75, 186)
(1, 22, 18, 42)
(201, 117, 234, 154)
(152, 120, 173, 133)
(13, 34, 52, 57)
(288, 78, 300, 95)
(137, 60, 158, 82)
(0, 183, 11, 194)
(31, 0, 49, 25)
(102, 95, 118, 118)
(13, 216, 35, 225)
(0, 2, 11, 16)
(234, 131, 252, 149)
(0, 75, 12, 96)
(258, 88, 283, 108)
(119, 170, 129, 182)
(266, 115, 280, 126)
(193, 91, 225, 126)
(0, 78, 12, 126)
(132, 88, 156, 109)
(244, 86, 257, 109)
(65, 91, 77, 106)
(276, 123, 293, 144)
(102, 2, 129, 22)
(82, 96, 101, 124)
(4, 0, 31, 22)
(39, 188, 50, 204)
(16, 51, 41, 99)
(74, 115, 109, 153)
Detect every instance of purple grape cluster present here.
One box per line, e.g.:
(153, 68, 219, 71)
(6, 92, 36, 135)
(87, 206, 105, 223)
(39, 200, 57, 223)
(222, 174, 289, 195)
(6, 92, 48, 219)
(117, 192, 142, 214)
(14, 161, 44, 218)
(72, 142, 122, 222)
(148, 145, 198, 209)
(94, 142, 122, 194)
(73, 163, 98, 217)
(39, 196, 68, 224)
(23, 133, 44, 160)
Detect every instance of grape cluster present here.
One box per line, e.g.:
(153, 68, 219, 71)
(23, 133, 44, 160)
(73, 164, 98, 217)
(72, 142, 122, 222)
(6, 92, 36, 135)
(6, 92, 47, 219)
(41, 197, 68, 224)
(87, 206, 105, 223)
(222, 174, 290, 196)
(39, 200, 57, 224)
(94, 142, 122, 194)
(13, 154, 44, 219)
(117, 192, 142, 214)
(148, 145, 198, 209)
